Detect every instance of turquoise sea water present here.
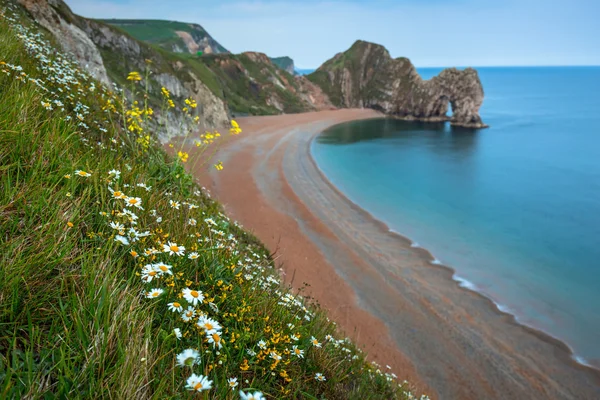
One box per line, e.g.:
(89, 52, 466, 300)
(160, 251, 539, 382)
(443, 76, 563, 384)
(311, 67, 600, 367)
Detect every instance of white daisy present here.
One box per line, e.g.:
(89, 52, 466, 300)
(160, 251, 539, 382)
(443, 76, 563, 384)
(114, 235, 129, 245)
(169, 200, 180, 209)
(196, 316, 222, 334)
(173, 328, 182, 339)
(124, 196, 143, 209)
(239, 391, 265, 400)
(154, 262, 173, 276)
(257, 340, 267, 350)
(141, 264, 159, 282)
(176, 349, 200, 367)
(188, 218, 197, 226)
(185, 373, 212, 392)
(311, 336, 322, 348)
(181, 306, 196, 322)
(207, 332, 223, 349)
(227, 377, 238, 389)
(163, 241, 185, 256)
(315, 372, 326, 382)
(168, 301, 183, 312)
(188, 252, 199, 260)
(182, 288, 204, 306)
(74, 170, 91, 177)
(292, 345, 304, 358)
(146, 288, 163, 299)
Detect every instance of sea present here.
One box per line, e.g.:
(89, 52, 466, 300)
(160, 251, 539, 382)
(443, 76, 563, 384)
(310, 66, 600, 368)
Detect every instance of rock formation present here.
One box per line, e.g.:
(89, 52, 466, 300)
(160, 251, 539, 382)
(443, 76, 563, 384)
(269, 56, 296, 75)
(308, 40, 487, 128)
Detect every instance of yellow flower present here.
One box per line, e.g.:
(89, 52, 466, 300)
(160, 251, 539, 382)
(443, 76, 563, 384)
(127, 71, 142, 81)
(230, 119, 242, 135)
(161, 87, 170, 98)
(67, 221, 74, 228)
(214, 161, 223, 171)
(178, 151, 189, 163)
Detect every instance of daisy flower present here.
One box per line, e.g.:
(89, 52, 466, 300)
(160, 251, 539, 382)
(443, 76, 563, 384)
(188, 218, 197, 226)
(292, 345, 304, 358)
(168, 301, 183, 312)
(270, 351, 281, 361)
(173, 328, 182, 340)
(74, 170, 91, 177)
(185, 373, 212, 392)
(311, 336, 322, 348)
(188, 252, 199, 260)
(239, 391, 265, 400)
(181, 306, 196, 322)
(257, 340, 267, 350)
(108, 187, 126, 199)
(207, 332, 223, 349)
(146, 288, 163, 299)
(176, 349, 200, 367)
(124, 196, 143, 209)
(141, 264, 159, 282)
(182, 288, 204, 306)
(196, 316, 222, 334)
(163, 241, 185, 256)
(315, 372, 326, 382)
(169, 200, 180, 209)
(227, 377, 238, 389)
(154, 262, 173, 275)
(114, 235, 129, 245)
(109, 221, 125, 231)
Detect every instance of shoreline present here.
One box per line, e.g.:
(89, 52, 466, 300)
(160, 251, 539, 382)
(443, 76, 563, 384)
(184, 109, 600, 399)
(307, 130, 599, 372)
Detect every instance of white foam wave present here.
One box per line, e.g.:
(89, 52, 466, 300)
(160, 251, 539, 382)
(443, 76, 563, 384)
(410, 241, 420, 248)
(430, 258, 442, 265)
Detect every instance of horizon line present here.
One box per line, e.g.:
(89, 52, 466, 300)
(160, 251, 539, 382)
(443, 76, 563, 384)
(295, 64, 600, 70)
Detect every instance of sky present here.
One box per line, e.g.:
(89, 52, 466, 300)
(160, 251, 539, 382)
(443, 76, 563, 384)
(65, 0, 600, 69)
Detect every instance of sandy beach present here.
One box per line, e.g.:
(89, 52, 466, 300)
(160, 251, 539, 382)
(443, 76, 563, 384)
(184, 109, 600, 399)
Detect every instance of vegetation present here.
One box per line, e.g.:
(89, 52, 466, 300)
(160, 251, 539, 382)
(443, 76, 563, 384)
(0, 4, 426, 399)
(101, 19, 229, 54)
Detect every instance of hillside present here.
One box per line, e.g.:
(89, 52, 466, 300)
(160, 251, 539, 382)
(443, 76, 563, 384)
(0, 1, 425, 398)
(308, 40, 487, 128)
(102, 19, 229, 55)
(269, 56, 296, 75)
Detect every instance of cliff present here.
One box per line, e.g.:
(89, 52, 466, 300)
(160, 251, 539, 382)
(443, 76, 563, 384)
(102, 19, 229, 55)
(270, 56, 296, 75)
(307, 40, 487, 128)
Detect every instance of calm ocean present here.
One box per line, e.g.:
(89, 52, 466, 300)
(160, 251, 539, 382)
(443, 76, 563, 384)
(311, 67, 600, 367)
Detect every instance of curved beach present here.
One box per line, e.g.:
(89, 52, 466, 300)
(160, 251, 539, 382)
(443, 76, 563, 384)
(189, 109, 600, 399)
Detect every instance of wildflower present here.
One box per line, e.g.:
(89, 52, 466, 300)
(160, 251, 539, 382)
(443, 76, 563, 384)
(108, 169, 121, 179)
(174, 328, 182, 340)
(127, 71, 142, 81)
(169, 200, 180, 209)
(146, 288, 164, 298)
(257, 340, 267, 350)
(66, 192, 72, 198)
(178, 151, 189, 163)
(188, 218, 197, 226)
(186, 373, 212, 392)
(64, 174, 71, 179)
(108, 187, 126, 199)
(207, 332, 223, 349)
(315, 373, 326, 382)
(176, 349, 200, 367)
(163, 241, 185, 256)
(124, 196, 143, 209)
(227, 377, 238, 389)
(66, 221, 74, 228)
(325, 334, 333, 341)
(168, 301, 183, 312)
(182, 288, 204, 306)
(197, 316, 222, 334)
(290, 334, 299, 341)
(141, 264, 159, 282)
(114, 235, 129, 245)
(239, 391, 265, 400)
(75, 170, 91, 177)
(292, 345, 304, 359)
(41, 100, 53, 110)
(109, 221, 125, 231)
(188, 252, 199, 260)
(246, 348, 256, 357)
(311, 336, 322, 348)
(130, 250, 139, 258)
(161, 87, 170, 98)
(214, 161, 224, 171)
(154, 262, 173, 276)
(230, 119, 242, 135)
(270, 351, 281, 361)
(181, 306, 196, 322)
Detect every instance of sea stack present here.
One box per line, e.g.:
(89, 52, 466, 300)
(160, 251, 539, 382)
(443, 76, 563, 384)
(308, 40, 488, 128)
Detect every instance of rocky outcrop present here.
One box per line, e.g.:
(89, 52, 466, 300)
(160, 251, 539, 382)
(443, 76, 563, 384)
(308, 40, 487, 128)
(270, 56, 295, 75)
(18, 0, 230, 141)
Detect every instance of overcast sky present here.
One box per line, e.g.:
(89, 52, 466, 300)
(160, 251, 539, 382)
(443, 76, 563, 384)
(65, 0, 600, 69)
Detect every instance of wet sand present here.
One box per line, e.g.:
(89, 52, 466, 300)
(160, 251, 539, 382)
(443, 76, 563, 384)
(185, 109, 600, 399)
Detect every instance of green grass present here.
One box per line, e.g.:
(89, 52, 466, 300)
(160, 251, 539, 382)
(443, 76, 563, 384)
(0, 4, 426, 399)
